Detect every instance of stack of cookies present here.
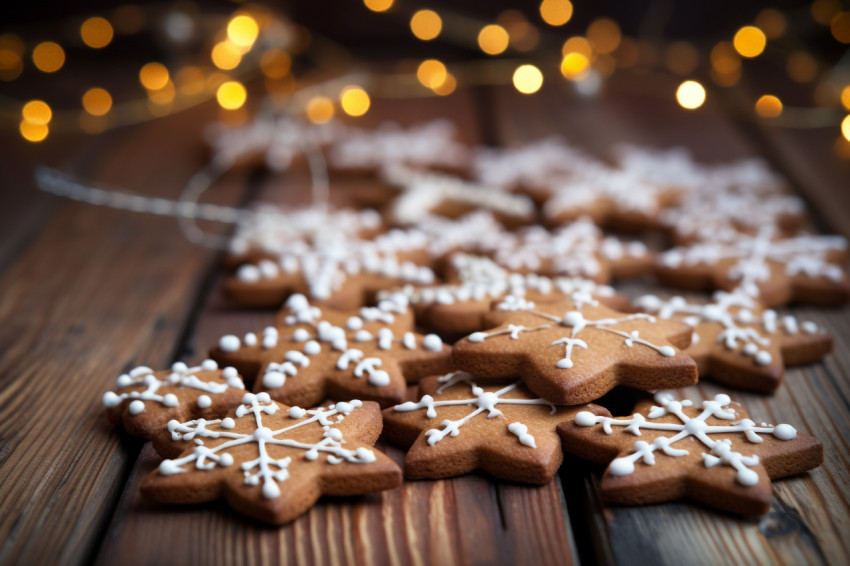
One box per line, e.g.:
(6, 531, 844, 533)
(103, 118, 847, 523)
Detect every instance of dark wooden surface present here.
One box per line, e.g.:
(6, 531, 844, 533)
(0, 72, 848, 566)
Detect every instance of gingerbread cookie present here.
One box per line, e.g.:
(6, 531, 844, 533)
(211, 294, 451, 407)
(382, 372, 602, 484)
(452, 293, 697, 405)
(102, 360, 246, 439)
(558, 392, 822, 515)
(635, 291, 833, 392)
(142, 393, 400, 525)
(656, 228, 850, 307)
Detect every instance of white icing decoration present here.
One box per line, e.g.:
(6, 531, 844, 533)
(103, 361, 245, 415)
(393, 372, 555, 447)
(159, 394, 376, 500)
(219, 335, 240, 352)
(574, 392, 798, 486)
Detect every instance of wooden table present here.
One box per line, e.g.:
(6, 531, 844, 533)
(1, 72, 849, 566)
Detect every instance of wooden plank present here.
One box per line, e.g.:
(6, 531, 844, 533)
(490, 75, 850, 565)
(0, 101, 255, 566)
(94, 89, 578, 566)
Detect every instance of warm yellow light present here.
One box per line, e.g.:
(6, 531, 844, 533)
(755, 95, 783, 118)
(211, 41, 242, 70)
(561, 36, 593, 58)
(733, 26, 767, 58)
(513, 64, 543, 94)
(410, 9, 442, 41)
(82, 87, 112, 116)
(217, 81, 247, 110)
(81, 16, 114, 49)
(586, 18, 621, 54)
(20, 120, 48, 142)
(417, 59, 447, 89)
(755, 8, 787, 39)
(0, 49, 23, 81)
(22, 100, 52, 125)
(841, 86, 850, 111)
(306, 96, 334, 124)
(433, 72, 457, 96)
(711, 42, 741, 74)
(32, 42, 65, 73)
(364, 0, 393, 13)
(539, 0, 573, 27)
(787, 51, 818, 83)
(614, 38, 639, 68)
(227, 15, 259, 48)
(560, 53, 590, 81)
(340, 86, 370, 116)
(206, 71, 229, 92)
(478, 24, 509, 55)
(148, 80, 175, 104)
(842, 114, 850, 142)
(812, 0, 841, 25)
(676, 80, 706, 110)
(175, 66, 205, 96)
(260, 48, 291, 78)
(831, 12, 850, 43)
(665, 41, 699, 76)
(835, 136, 850, 160)
(0, 33, 25, 55)
(139, 62, 169, 90)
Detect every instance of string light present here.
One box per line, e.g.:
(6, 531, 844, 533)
(477, 25, 509, 55)
(842, 115, 850, 141)
(175, 66, 205, 96)
(513, 64, 543, 94)
(432, 73, 457, 95)
(665, 41, 699, 76)
(811, 0, 841, 26)
(710, 42, 741, 87)
(363, 0, 393, 13)
(0, 34, 24, 81)
(831, 12, 850, 43)
(733, 26, 767, 58)
(676, 80, 705, 109)
(305, 96, 334, 123)
(82, 88, 113, 116)
(216, 80, 247, 110)
(410, 10, 442, 41)
(586, 18, 621, 54)
(32, 41, 65, 73)
(19, 120, 48, 142)
(755, 94, 783, 117)
(340, 86, 370, 116)
(539, 0, 573, 27)
(787, 51, 818, 83)
(80, 17, 114, 49)
(139, 62, 169, 90)
(561, 53, 590, 81)
(417, 59, 447, 89)
(227, 15, 259, 47)
(841, 86, 850, 111)
(22, 100, 52, 125)
(755, 8, 787, 40)
(211, 41, 242, 70)
(562, 36, 593, 58)
(260, 48, 291, 78)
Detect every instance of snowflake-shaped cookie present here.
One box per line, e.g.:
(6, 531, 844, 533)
(141, 393, 400, 525)
(557, 392, 823, 515)
(635, 291, 832, 392)
(211, 294, 451, 407)
(656, 228, 850, 306)
(103, 359, 246, 439)
(382, 371, 603, 484)
(452, 293, 697, 404)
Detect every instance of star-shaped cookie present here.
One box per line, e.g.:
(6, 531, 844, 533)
(210, 294, 451, 407)
(452, 293, 697, 404)
(382, 372, 603, 484)
(557, 392, 823, 515)
(635, 291, 833, 392)
(141, 393, 401, 525)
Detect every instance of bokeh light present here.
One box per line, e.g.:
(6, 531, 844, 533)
(499, 10, 539, 52)
(710, 42, 741, 86)
(586, 18, 621, 54)
(665, 41, 699, 76)
(755, 8, 787, 39)
(560, 53, 590, 81)
(539, 0, 573, 27)
(306, 96, 334, 123)
(561, 36, 593, 58)
(227, 15, 259, 47)
(755, 95, 783, 118)
(340, 86, 370, 116)
(787, 51, 818, 83)
(81, 17, 114, 49)
(433, 72, 457, 96)
(147, 80, 175, 104)
(513, 64, 543, 94)
(733, 26, 767, 58)
(82, 88, 113, 116)
(841, 86, 850, 111)
(417, 59, 447, 89)
(676, 80, 706, 109)
(32, 42, 65, 73)
(0, 36, 24, 81)
(139, 62, 169, 90)
(175, 66, 205, 96)
(211, 41, 242, 70)
(363, 0, 393, 13)
(831, 12, 850, 43)
(842, 114, 850, 142)
(812, 0, 841, 25)
(478, 25, 509, 55)
(410, 9, 442, 41)
(20, 120, 48, 142)
(22, 100, 52, 125)
(112, 5, 146, 34)
(260, 48, 291, 78)
(216, 80, 247, 110)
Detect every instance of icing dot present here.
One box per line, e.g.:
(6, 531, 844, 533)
(201, 359, 218, 371)
(736, 468, 759, 487)
(556, 359, 574, 369)
(262, 481, 281, 499)
(304, 340, 321, 355)
(219, 335, 241, 352)
(292, 328, 310, 342)
(289, 406, 307, 419)
(222, 367, 238, 380)
(743, 343, 758, 355)
(754, 351, 772, 366)
(243, 333, 257, 347)
(103, 391, 121, 408)
(163, 394, 179, 407)
(802, 321, 818, 334)
(369, 370, 391, 387)
(129, 400, 145, 415)
(346, 316, 363, 330)
(172, 361, 188, 373)
(219, 453, 234, 466)
(563, 311, 584, 327)
(335, 401, 353, 414)
(197, 395, 212, 409)
(658, 346, 676, 357)
(116, 374, 132, 388)
(423, 334, 443, 351)
(221, 417, 236, 429)
(263, 371, 286, 389)
(773, 424, 797, 440)
(468, 332, 486, 343)
(609, 458, 635, 476)
(574, 411, 598, 427)
(354, 330, 372, 342)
